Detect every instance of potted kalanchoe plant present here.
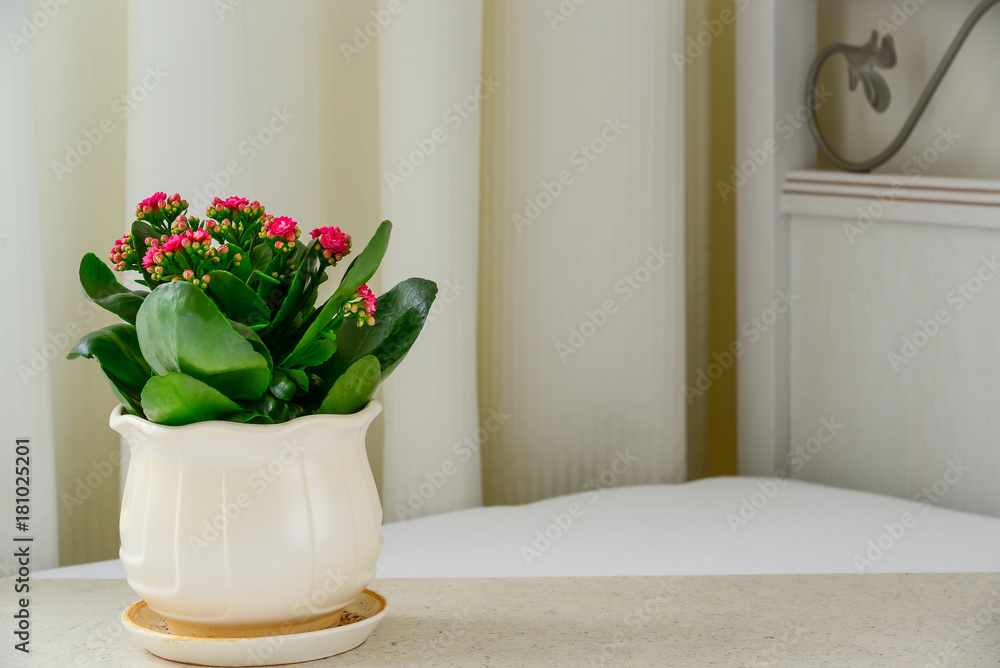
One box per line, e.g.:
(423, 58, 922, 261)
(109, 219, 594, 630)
(69, 192, 436, 653)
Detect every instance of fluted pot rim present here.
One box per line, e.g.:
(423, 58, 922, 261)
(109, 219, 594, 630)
(109, 400, 382, 438)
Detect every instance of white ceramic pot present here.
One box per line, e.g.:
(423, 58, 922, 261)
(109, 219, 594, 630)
(110, 401, 384, 637)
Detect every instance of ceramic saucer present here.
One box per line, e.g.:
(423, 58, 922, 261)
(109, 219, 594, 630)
(121, 589, 387, 666)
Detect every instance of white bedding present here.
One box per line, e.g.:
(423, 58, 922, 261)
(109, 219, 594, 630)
(37, 477, 1000, 579)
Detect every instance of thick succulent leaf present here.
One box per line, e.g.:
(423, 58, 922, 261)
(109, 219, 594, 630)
(141, 372, 243, 426)
(287, 369, 309, 392)
(268, 371, 298, 401)
(264, 240, 323, 337)
(79, 253, 149, 325)
(130, 221, 157, 285)
(318, 355, 380, 415)
(136, 281, 270, 400)
(229, 320, 273, 373)
(206, 270, 271, 329)
(227, 241, 253, 283)
(250, 242, 273, 272)
(67, 323, 152, 388)
(284, 337, 337, 369)
(104, 372, 145, 417)
(227, 412, 274, 424)
(239, 392, 305, 424)
(256, 253, 285, 301)
(287, 221, 391, 361)
(322, 277, 437, 384)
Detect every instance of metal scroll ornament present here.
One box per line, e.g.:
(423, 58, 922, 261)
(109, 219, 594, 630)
(806, 0, 1000, 173)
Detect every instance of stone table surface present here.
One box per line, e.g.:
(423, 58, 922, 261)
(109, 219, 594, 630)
(3, 574, 1000, 667)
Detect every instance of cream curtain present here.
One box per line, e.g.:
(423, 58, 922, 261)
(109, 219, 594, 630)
(0, 0, 60, 572)
(11, 0, 698, 565)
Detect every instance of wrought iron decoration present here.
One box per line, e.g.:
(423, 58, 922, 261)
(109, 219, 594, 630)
(806, 0, 1000, 172)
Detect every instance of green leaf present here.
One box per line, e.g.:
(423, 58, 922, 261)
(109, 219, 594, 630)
(79, 253, 149, 325)
(285, 337, 337, 369)
(104, 372, 145, 417)
(227, 241, 253, 283)
(206, 270, 271, 329)
(287, 221, 392, 362)
(318, 355, 380, 415)
(250, 242, 273, 272)
(68, 324, 151, 417)
(269, 371, 298, 401)
(229, 320, 273, 373)
(141, 372, 243, 426)
(136, 281, 270, 400)
(130, 221, 157, 285)
(287, 369, 309, 392)
(334, 220, 391, 302)
(239, 392, 305, 424)
(264, 240, 323, 337)
(67, 323, 152, 387)
(322, 278, 437, 384)
(227, 412, 274, 424)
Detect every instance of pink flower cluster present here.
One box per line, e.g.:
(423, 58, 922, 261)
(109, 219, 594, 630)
(109, 233, 137, 271)
(344, 283, 377, 327)
(135, 192, 187, 229)
(260, 216, 300, 252)
(310, 226, 352, 265)
(358, 284, 377, 315)
(141, 228, 230, 287)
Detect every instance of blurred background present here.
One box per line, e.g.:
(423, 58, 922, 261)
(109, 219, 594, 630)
(4, 0, 995, 570)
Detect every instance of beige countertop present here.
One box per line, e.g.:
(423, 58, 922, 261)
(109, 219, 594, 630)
(6, 574, 1000, 666)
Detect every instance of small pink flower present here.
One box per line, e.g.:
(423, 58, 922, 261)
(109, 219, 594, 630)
(310, 226, 352, 261)
(137, 191, 167, 214)
(221, 196, 250, 210)
(358, 284, 377, 314)
(141, 247, 158, 270)
(263, 216, 300, 242)
(161, 234, 183, 254)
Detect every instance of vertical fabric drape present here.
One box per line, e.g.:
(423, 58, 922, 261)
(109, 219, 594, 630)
(0, 0, 60, 571)
(478, 0, 688, 504)
(377, 0, 486, 519)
